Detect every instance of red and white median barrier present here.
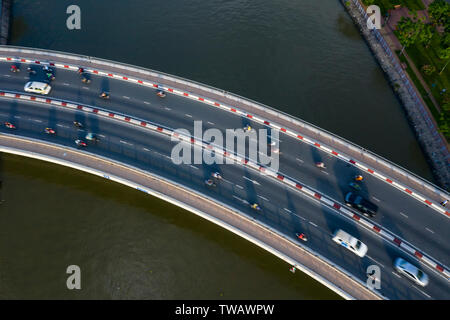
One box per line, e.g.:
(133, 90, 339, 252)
(1, 90, 448, 280)
(1, 55, 447, 219)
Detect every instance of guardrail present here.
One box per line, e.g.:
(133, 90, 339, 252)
(0, 45, 447, 200)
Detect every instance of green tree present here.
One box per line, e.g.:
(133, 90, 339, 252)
(428, 0, 450, 27)
(418, 23, 434, 48)
(438, 47, 450, 74)
(422, 64, 436, 75)
(396, 17, 423, 54)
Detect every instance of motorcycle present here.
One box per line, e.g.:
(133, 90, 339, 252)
(295, 233, 308, 242)
(99, 93, 110, 99)
(10, 66, 19, 73)
(4, 122, 16, 129)
(73, 121, 83, 128)
(156, 90, 166, 98)
(205, 179, 216, 187)
(251, 203, 261, 211)
(211, 172, 222, 180)
(75, 139, 87, 147)
(44, 127, 56, 134)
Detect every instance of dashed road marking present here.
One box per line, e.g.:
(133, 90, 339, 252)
(296, 158, 304, 163)
(366, 255, 385, 269)
(294, 214, 306, 221)
(82, 87, 89, 90)
(207, 121, 215, 125)
(399, 212, 408, 219)
(14, 115, 21, 118)
(258, 195, 269, 202)
(284, 208, 292, 213)
(425, 228, 434, 234)
(413, 285, 431, 299)
(185, 113, 192, 118)
(63, 83, 70, 86)
(164, 107, 171, 110)
(56, 124, 69, 128)
(189, 165, 198, 170)
(120, 140, 133, 145)
(309, 221, 318, 227)
(243, 176, 260, 185)
(392, 271, 401, 279)
(3, 74, 10, 77)
(235, 184, 244, 189)
(33, 119, 42, 123)
(123, 96, 130, 99)
(143, 148, 150, 151)
(144, 101, 150, 105)
(372, 197, 381, 202)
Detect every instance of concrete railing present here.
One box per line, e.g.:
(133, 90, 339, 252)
(0, 133, 386, 300)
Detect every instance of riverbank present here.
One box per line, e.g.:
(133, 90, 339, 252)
(0, 0, 11, 45)
(341, 0, 450, 191)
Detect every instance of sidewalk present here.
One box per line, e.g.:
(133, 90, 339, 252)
(380, 4, 442, 113)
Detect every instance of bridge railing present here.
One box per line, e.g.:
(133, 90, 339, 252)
(0, 45, 448, 198)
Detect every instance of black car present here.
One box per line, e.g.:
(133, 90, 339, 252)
(344, 192, 378, 217)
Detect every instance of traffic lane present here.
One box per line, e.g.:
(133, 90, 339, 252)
(1, 97, 449, 268)
(1, 69, 448, 261)
(277, 138, 450, 265)
(1, 104, 447, 299)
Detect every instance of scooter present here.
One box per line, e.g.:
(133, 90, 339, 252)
(99, 93, 110, 99)
(156, 90, 166, 98)
(75, 139, 87, 147)
(4, 122, 16, 129)
(44, 127, 56, 134)
(296, 233, 308, 242)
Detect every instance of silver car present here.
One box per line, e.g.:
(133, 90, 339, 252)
(394, 258, 429, 287)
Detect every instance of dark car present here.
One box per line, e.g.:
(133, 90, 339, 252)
(344, 192, 378, 217)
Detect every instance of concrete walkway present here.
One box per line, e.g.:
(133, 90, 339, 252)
(380, 3, 442, 113)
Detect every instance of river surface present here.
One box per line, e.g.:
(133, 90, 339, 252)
(0, 0, 435, 299)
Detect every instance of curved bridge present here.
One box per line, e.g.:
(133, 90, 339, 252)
(0, 46, 448, 300)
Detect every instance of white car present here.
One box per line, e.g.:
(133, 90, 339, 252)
(332, 229, 368, 257)
(394, 258, 429, 287)
(24, 81, 51, 95)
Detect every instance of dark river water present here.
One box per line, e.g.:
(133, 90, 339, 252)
(0, 0, 434, 299)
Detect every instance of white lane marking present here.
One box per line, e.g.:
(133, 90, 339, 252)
(235, 184, 244, 189)
(366, 255, 385, 268)
(164, 107, 171, 110)
(14, 115, 21, 119)
(413, 285, 431, 299)
(56, 124, 69, 128)
(309, 221, 318, 227)
(294, 213, 306, 221)
(258, 195, 269, 202)
(82, 86, 89, 90)
(153, 151, 162, 156)
(164, 155, 171, 160)
(296, 158, 304, 163)
(185, 113, 192, 118)
(4, 74, 11, 77)
(120, 140, 133, 145)
(98, 134, 106, 138)
(391, 271, 401, 278)
(144, 101, 150, 105)
(189, 165, 198, 170)
(232, 195, 248, 204)
(33, 119, 42, 123)
(207, 121, 215, 125)
(425, 228, 434, 234)
(63, 83, 70, 86)
(23, 76, 28, 79)
(123, 96, 130, 99)
(243, 176, 260, 185)
(284, 208, 292, 213)
(399, 212, 408, 219)
(372, 196, 381, 202)
(143, 148, 150, 152)
(321, 171, 329, 175)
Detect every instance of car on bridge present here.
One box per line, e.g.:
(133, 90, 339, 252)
(24, 81, 51, 95)
(344, 191, 378, 217)
(394, 257, 429, 287)
(332, 229, 368, 257)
